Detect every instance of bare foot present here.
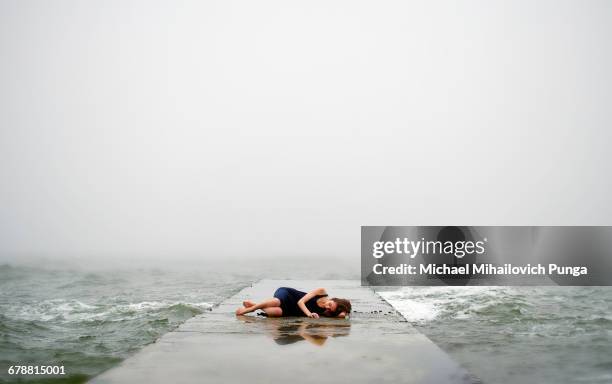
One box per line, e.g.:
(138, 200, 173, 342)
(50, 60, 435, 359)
(235, 307, 249, 316)
(243, 300, 256, 307)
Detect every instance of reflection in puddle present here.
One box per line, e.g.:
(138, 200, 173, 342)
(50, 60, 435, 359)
(239, 317, 351, 347)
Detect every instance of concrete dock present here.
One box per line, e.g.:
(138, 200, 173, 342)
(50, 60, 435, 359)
(90, 280, 474, 384)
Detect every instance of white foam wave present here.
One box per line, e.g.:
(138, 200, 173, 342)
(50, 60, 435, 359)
(3, 299, 213, 323)
(381, 295, 439, 323)
(121, 301, 213, 312)
(379, 286, 520, 324)
(124, 301, 168, 311)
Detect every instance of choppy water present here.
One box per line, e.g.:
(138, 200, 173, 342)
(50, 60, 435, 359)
(2, 263, 611, 384)
(0, 266, 240, 383)
(380, 287, 612, 384)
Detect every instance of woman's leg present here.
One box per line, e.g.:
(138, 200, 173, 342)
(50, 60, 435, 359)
(262, 307, 283, 317)
(235, 298, 281, 315)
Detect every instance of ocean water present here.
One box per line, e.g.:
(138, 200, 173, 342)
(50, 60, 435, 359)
(2, 263, 611, 384)
(380, 287, 612, 384)
(0, 265, 235, 384)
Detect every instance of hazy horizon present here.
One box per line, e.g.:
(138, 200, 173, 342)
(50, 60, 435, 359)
(1, 0, 611, 264)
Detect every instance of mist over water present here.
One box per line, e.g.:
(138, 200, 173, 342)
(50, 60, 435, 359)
(1, 1, 612, 383)
(1, 0, 612, 264)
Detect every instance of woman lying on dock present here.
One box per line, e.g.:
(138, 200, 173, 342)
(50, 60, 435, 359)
(235, 287, 351, 318)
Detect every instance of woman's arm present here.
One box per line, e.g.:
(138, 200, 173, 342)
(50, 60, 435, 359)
(297, 288, 327, 318)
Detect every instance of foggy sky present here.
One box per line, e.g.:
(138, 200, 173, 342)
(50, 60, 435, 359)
(1, 0, 611, 262)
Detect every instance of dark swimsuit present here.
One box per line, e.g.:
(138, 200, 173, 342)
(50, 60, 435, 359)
(273, 287, 328, 317)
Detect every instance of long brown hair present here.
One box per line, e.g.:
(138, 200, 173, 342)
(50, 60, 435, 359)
(325, 298, 352, 317)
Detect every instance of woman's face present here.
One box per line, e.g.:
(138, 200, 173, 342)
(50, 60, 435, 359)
(325, 300, 338, 313)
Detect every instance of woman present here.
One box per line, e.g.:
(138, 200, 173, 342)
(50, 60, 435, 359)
(235, 287, 351, 318)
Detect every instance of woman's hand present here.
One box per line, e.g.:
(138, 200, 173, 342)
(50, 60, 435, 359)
(308, 312, 320, 319)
